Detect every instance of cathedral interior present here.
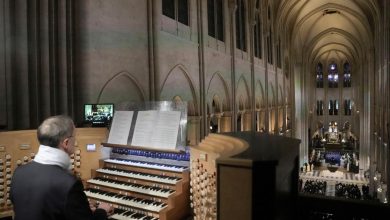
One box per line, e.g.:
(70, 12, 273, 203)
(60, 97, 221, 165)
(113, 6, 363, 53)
(0, 0, 389, 219)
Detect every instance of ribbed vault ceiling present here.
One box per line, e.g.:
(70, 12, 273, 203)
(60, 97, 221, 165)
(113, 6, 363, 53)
(277, 0, 379, 65)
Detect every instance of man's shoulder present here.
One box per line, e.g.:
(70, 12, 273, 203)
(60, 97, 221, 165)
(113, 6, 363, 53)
(15, 161, 76, 181)
(15, 161, 56, 171)
(13, 160, 37, 173)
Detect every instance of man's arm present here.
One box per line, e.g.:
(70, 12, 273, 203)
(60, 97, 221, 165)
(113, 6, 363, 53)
(65, 180, 108, 220)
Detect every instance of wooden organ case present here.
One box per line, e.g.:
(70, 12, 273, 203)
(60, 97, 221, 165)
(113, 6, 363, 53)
(85, 143, 191, 220)
(190, 132, 300, 220)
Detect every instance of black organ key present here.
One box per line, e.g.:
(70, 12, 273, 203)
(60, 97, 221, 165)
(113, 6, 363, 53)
(131, 212, 146, 219)
(123, 210, 135, 216)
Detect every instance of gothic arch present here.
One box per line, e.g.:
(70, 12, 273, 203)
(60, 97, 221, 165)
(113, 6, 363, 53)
(97, 71, 146, 104)
(236, 74, 250, 109)
(255, 80, 265, 108)
(206, 71, 231, 112)
(160, 64, 199, 115)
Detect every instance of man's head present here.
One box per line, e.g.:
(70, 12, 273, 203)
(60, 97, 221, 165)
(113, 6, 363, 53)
(37, 115, 76, 155)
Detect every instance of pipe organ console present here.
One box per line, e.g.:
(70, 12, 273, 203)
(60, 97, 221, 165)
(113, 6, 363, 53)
(190, 132, 300, 220)
(85, 145, 191, 220)
(2, 127, 298, 220)
(0, 128, 191, 220)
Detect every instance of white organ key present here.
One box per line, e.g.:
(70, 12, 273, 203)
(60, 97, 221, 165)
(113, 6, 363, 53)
(96, 168, 180, 185)
(87, 177, 174, 198)
(109, 208, 158, 220)
(84, 189, 167, 213)
(105, 158, 187, 172)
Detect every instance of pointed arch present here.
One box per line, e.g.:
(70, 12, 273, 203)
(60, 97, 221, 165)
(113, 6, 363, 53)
(97, 71, 146, 104)
(160, 64, 199, 115)
(236, 74, 250, 109)
(255, 80, 265, 108)
(206, 71, 231, 112)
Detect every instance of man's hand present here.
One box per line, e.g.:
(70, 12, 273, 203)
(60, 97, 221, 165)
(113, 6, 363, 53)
(97, 202, 114, 216)
(89, 201, 97, 212)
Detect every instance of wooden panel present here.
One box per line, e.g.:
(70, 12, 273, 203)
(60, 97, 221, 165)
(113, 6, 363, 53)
(218, 165, 252, 220)
(73, 128, 108, 181)
(0, 130, 38, 217)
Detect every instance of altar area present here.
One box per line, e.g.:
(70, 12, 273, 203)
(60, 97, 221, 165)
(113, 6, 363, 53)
(308, 121, 360, 174)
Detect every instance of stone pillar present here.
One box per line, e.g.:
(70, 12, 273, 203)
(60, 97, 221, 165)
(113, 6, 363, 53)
(187, 116, 201, 146)
(220, 113, 232, 132)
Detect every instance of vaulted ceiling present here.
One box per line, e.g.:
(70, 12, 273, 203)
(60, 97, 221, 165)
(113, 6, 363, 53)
(276, 0, 379, 66)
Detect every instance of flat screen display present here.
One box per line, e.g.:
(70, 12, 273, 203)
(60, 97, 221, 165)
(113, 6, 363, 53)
(84, 103, 114, 127)
(86, 144, 96, 152)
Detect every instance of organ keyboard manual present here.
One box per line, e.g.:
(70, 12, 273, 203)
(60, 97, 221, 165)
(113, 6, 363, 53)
(86, 101, 190, 220)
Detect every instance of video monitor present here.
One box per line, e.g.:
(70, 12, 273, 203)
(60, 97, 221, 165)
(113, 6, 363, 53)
(84, 103, 114, 127)
(86, 143, 96, 152)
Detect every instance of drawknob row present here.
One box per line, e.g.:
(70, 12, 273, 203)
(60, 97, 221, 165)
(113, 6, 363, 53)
(190, 159, 217, 220)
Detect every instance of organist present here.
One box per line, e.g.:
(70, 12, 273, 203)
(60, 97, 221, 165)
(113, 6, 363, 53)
(10, 115, 113, 220)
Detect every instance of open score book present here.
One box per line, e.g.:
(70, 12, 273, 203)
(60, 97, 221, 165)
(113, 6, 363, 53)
(107, 110, 181, 150)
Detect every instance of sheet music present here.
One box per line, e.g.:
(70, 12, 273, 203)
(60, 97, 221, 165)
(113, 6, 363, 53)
(131, 111, 157, 147)
(150, 111, 181, 149)
(107, 111, 134, 145)
(131, 110, 181, 150)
